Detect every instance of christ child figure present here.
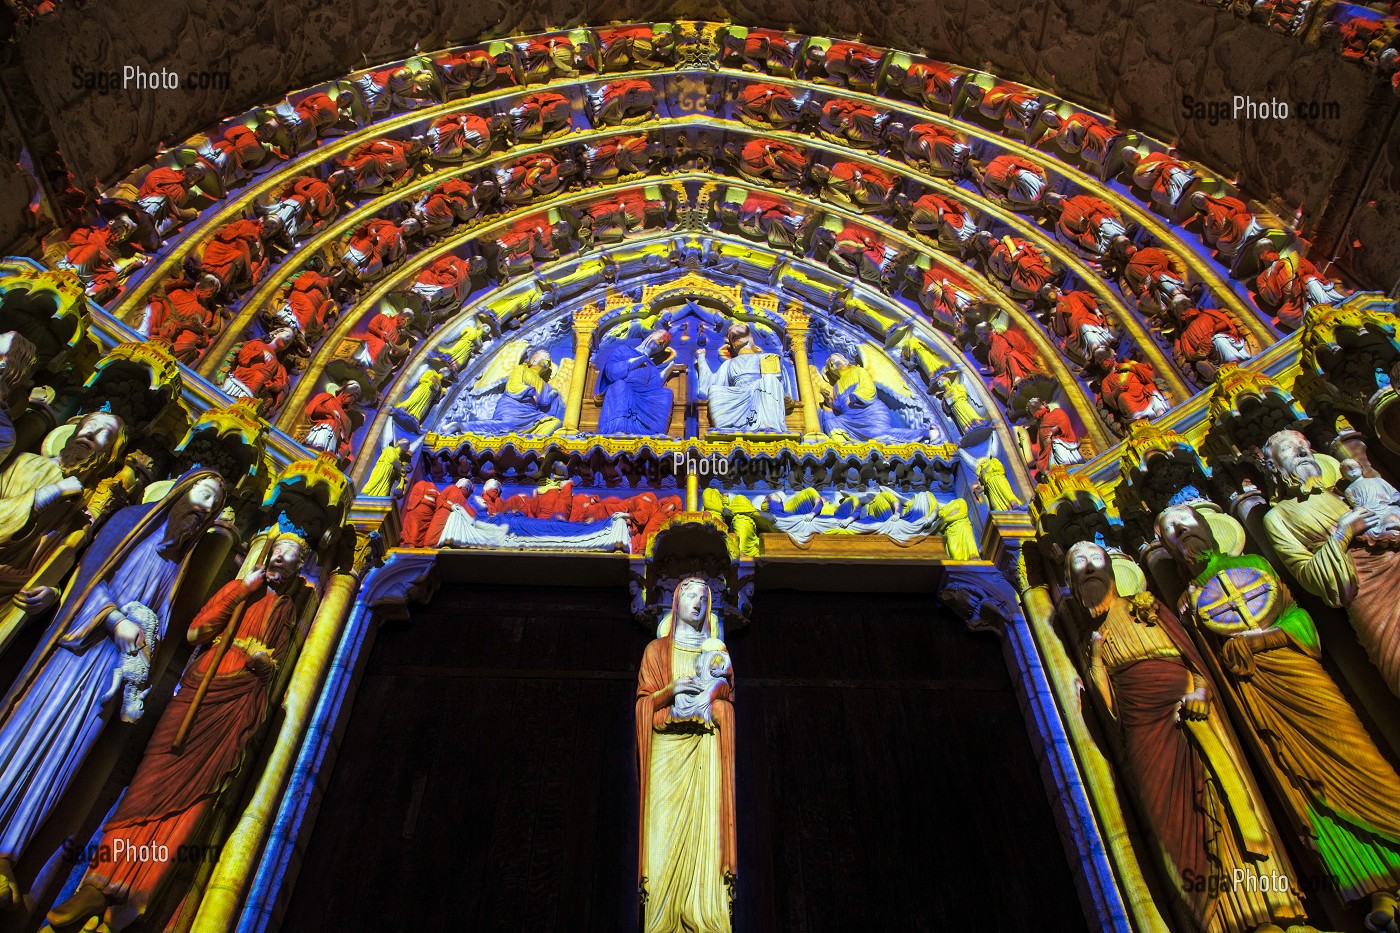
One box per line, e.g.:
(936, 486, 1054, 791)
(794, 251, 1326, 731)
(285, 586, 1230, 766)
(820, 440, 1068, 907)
(1341, 458, 1400, 544)
(669, 642, 732, 724)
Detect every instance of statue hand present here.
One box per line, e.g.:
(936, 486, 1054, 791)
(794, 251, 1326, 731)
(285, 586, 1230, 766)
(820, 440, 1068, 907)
(671, 675, 700, 696)
(243, 569, 267, 590)
(245, 650, 275, 679)
(1335, 507, 1376, 545)
(1177, 685, 1209, 722)
(1087, 630, 1104, 656)
(1220, 634, 1257, 677)
(1363, 512, 1400, 547)
(113, 617, 147, 656)
(16, 585, 58, 614)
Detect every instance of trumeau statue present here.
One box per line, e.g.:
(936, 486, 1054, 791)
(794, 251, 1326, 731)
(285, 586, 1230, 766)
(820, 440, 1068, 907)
(1259, 429, 1400, 699)
(47, 533, 313, 931)
(1157, 503, 1400, 931)
(0, 470, 227, 907)
(635, 577, 735, 933)
(1063, 540, 1311, 933)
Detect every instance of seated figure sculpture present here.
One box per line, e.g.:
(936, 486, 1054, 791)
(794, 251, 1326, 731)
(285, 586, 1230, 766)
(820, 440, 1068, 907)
(457, 349, 565, 437)
(815, 354, 939, 443)
(694, 323, 793, 435)
(595, 329, 683, 436)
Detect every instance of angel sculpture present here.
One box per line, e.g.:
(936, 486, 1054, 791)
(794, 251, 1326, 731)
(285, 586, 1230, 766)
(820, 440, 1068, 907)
(447, 342, 569, 436)
(810, 349, 943, 444)
(959, 434, 1023, 511)
(931, 368, 992, 441)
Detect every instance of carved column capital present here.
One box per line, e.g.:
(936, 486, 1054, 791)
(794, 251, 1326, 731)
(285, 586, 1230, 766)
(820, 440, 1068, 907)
(938, 563, 1021, 635)
(359, 550, 440, 622)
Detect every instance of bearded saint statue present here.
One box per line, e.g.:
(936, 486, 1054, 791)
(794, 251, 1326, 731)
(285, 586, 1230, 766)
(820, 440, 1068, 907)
(1064, 540, 1308, 933)
(1259, 429, 1400, 699)
(0, 470, 227, 907)
(1159, 503, 1400, 931)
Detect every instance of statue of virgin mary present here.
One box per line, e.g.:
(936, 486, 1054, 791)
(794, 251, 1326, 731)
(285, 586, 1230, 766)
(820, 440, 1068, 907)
(634, 577, 736, 933)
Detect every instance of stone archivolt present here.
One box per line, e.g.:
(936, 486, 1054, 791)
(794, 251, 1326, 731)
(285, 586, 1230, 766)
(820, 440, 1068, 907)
(0, 17, 1393, 933)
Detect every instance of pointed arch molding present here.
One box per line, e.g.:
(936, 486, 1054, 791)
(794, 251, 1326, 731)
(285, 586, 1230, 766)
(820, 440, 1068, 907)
(48, 19, 1358, 490)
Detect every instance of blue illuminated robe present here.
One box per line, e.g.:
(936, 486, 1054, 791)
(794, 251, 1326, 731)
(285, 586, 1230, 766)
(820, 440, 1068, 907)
(0, 500, 194, 861)
(596, 345, 673, 436)
(819, 367, 928, 443)
(465, 365, 563, 435)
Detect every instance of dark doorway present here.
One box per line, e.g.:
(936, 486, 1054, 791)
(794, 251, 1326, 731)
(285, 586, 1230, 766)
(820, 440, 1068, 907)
(281, 584, 648, 933)
(729, 589, 1090, 933)
(281, 585, 1089, 933)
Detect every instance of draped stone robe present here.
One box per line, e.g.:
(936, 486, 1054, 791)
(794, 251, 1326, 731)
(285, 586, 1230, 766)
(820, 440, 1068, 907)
(696, 350, 788, 435)
(83, 577, 305, 923)
(635, 629, 735, 933)
(0, 502, 196, 862)
(1263, 487, 1400, 699)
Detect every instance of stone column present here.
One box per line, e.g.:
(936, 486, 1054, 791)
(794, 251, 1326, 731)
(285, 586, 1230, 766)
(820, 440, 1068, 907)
(784, 307, 821, 438)
(563, 304, 603, 433)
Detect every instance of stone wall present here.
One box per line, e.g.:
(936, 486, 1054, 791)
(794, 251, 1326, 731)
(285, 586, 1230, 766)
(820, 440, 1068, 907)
(4, 0, 1395, 286)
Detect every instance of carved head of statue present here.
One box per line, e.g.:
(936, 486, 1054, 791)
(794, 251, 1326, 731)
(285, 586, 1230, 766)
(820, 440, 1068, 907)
(57, 410, 127, 479)
(1341, 458, 1364, 484)
(194, 274, 222, 302)
(161, 474, 227, 554)
(724, 322, 754, 354)
(526, 349, 553, 381)
(1027, 397, 1049, 419)
(1156, 503, 1218, 576)
(1262, 429, 1325, 493)
(265, 536, 309, 590)
(0, 331, 37, 408)
(673, 577, 711, 633)
(108, 214, 137, 245)
(824, 354, 851, 382)
(1066, 540, 1118, 619)
(640, 329, 671, 360)
(337, 381, 363, 405)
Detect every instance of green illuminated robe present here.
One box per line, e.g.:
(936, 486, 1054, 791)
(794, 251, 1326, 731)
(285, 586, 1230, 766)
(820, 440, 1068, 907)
(1190, 552, 1400, 904)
